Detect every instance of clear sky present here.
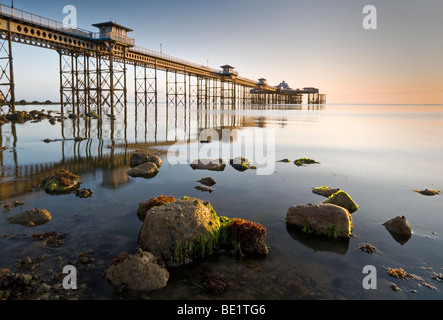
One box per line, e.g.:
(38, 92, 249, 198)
(5, 0, 443, 104)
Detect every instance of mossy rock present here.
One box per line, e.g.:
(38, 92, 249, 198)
(312, 186, 341, 198)
(323, 191, 359, 214)
(294, 158, 320, 167)
(40, 170, 81, 194)
(286, 203, 353, 238)
(415, 189, 440, 196)
(137, 198, 268, 267)
(230, 157, 255, 172)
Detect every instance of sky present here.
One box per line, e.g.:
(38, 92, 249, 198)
(4, 0, 443, 104)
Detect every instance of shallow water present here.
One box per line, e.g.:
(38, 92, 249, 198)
(0, 103, 442, 300)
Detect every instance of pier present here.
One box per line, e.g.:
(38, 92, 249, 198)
(0, 4, 326, 113)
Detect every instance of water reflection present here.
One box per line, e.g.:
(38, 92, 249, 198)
(285, 224, 350, 255)
(0, 103, 287, 201)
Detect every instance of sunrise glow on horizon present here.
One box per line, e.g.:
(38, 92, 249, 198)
(6, 0, 443, 105)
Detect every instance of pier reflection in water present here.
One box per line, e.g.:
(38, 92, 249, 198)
(0, 102, 283, 201)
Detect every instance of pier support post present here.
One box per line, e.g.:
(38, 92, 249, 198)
(0, 20, 15, 112)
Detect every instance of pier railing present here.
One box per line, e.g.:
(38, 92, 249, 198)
(0, 4, 94, 38)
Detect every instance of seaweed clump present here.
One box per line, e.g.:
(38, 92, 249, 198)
(32, 231, 68, 249)
(224, 218, 268, 255)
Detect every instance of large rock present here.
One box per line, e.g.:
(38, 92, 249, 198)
(323, 191, 359, 213)
(138, 197, 223, 267)
(40, 170, 81, 194)
(129, 153, 162, 168)
(190, 159, 226, 171)
(104, 251, 169, 292)
(127, 162, 159, 178)
(383, 216, 413, 236)
(286, 203, 353, 238)
(7, 208, 52, 227)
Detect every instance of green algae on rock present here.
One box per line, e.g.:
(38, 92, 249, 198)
(294, 158, 320, 167)
(40, 170, 81, 194)
(415, 189, 440, 196)
(323, 190, 359, 213)
(230, 157, 256, 172)
(137, 197, 268, 267)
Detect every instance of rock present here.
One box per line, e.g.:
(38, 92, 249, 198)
(415, 189, 440, 196)
(230, 157, 254, 172)
(312, 186, 341, 198)
(137, 195, 176, 220)
(129, 153, 162, 168)
(190, 159, 226, 171)
(7, 208, 52, 227)
(383, 216, 413, 236)
(40, 170, 81, 194)
(127, 162, 159, 178)
(104, 251, 169, 292)
(357, 243, 377, 254)
(74, 188, 93, 198)
(278, 158, 291, 163)
(195, 185, 213, 193)
(138, 197, 223, 267)
(294, 158, 320, 167)
(198, 177, 217, 187)
(286, 203, 353, 238)
(323, 191, 359, 213)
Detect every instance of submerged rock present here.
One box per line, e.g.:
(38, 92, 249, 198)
(127, 162, 159, 178)
(286, 203, 353, 238)
(40, 170, 81, 194)
(323, 191, 359, 214)
(104, 251, 169, 292)
(294, 158, 320, 167)
(190, 159, 226, 171)
(312, 186, 341, 198)
(137, 195, 176, 220)
(383, 216, 413, 236)
(195, 185, 213, 193)
(198, 177, 217, 187)
(7, 208, 52, 227)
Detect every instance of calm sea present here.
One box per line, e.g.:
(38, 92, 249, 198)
(0, 103, 442, 300)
